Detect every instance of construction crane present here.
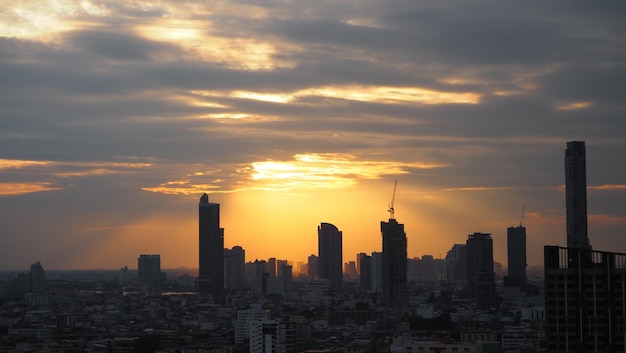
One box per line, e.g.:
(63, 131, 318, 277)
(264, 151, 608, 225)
(388, 180, 397, 220)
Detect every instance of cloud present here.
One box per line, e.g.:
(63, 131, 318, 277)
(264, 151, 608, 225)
(1, 0, 626, 268)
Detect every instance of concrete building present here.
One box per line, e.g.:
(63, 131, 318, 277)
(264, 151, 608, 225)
(198, 193, 224, 303)
(371, 251, 383, 293)
(381, 218, 407, 307)
(544, 246, 626, 352)
(225, 246, 245, 290)
(317, 223, 343, 291)
(466, 232, 496, 308)
(565, 141, 591, 250)
(505, 225, 527, 288)
(445, 244, 467, 286)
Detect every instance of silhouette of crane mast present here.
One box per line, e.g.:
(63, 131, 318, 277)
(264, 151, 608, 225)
(388, 179, 397, 220)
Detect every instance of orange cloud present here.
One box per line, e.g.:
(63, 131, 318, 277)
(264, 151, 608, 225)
(143, 153, 446, 195)
(0, 182, 60, 196)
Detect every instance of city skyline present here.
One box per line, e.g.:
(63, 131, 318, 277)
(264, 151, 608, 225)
(1, 1, 626, 270)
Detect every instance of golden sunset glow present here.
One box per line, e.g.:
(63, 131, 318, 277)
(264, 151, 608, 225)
(204, 86, 481, 105)
(2, 0, 625, 271)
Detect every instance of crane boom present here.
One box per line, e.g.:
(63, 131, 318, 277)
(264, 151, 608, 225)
(388, 180, 397, 219)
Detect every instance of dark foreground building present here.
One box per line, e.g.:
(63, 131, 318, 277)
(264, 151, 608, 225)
(381, 218, 407, 307)
(544, 246, 626, 353)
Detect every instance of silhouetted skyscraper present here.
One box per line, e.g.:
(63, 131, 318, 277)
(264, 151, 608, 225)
(307, 254, 318, 279)
(138, 254, 162, 285)
(29, 261, 45, 293)
(224, 246, 245, 290)
(466, 232, 496, 308)
(198, 193, 224, 303)
(318, 223, 343, 291)
(381, 218, 407, 307)
(504, 226, 527, 288)
(565, 141, 591, 250)
(445, 244, 467, 285)
(359, 254, 372, 290)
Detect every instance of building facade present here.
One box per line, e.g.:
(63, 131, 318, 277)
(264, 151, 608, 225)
(565, 141, 591, 250)
(381, 218, 407, 307)
(225, 246, 245, 290)
(198, 193, 224, 303)
(466, 232, 496, 308)
(505, 225, 527, 288)
(317, 222, 343, 291)
(544, 246, 626, 352)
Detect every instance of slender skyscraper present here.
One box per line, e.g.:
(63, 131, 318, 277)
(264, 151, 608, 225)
(565, 141, 591, 250)
(504, 226, 527, 288)
(198, 193, 224, 303)
(466, 232, 496, 308)
(317, 223, 343, 291)
(381, 218, 407, 307)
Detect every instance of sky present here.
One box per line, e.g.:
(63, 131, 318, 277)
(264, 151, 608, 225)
(1, 0, 626, 271)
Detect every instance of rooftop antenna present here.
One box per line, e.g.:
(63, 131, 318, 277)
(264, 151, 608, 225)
(520, 203, 526, 227)
(388, 180, 397, 220)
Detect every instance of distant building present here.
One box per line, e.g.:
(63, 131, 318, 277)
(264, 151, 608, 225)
(317, 223, 343, 291)
(565, 141, 591, 250)
(359, 254, 372, 290)
(445, 244, 467, 285)
(198, 193, 224, 303)
(371, 251, 383, 293)
(344, 261, 357, 282)
(466, 232, 496, 308)
(504, 225, 527, 288)
(267, 257, 277, 277)
(381, 218, 407, 307)
(137, 254, 163, 289)
(307, 254, 318, 279)
(544, 246, 625, 352)
(224, 246, 245, 290)
(29, 261, 45, 293)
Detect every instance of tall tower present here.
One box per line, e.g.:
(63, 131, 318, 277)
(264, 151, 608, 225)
(565, 141, 591, 250)
(198, 193, 224, 303)
(505, 226, 527, 288)
(317, 223, 343, 291)
(381, 218, 407, 307)
(466, 232, 496, 308)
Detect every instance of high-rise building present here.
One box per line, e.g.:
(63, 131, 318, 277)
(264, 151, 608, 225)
(29, 261, 45, 293)
(504, 226, 527, 288)
(544, 246, 626, 352)
(225, 246, 245, 290)
(317, 223, 343, 291)
(466, 232, 496, 308)
(445, 244, 467, 285)
(138, 254, 163, 290)
(307, 254, 318, 279)
(198, 193, 224, 303)
(371, 251, 383, 293)
(360, 254, 372, 290)
(381, 218, 407, 307)
(565, 141, 591, 250)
